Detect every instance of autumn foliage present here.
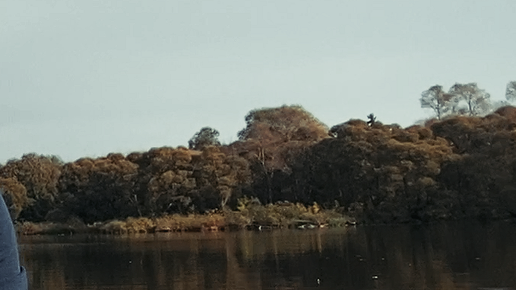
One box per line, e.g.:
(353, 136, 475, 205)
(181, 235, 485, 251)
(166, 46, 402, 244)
(3, 105, 516, 224)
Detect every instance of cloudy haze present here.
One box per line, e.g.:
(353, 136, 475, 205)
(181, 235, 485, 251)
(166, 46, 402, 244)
(1, 0, 515, 163)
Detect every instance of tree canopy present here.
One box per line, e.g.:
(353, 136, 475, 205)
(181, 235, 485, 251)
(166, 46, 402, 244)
(420, 85, 454, 120)
(5, 91, 516, 226)
(448, 82, 491, 116)
(188, 127, 221, 150)
(237, 105, 328, 143)
(421, 83, 492, 119)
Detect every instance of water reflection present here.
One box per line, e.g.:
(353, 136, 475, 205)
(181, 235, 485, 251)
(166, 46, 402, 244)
(19, 222, 516, 290)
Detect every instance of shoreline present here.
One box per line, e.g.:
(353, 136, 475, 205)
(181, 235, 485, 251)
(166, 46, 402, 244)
(16, 202, 357, 235)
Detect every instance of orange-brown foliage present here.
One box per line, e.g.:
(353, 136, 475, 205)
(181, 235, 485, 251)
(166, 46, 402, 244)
(0, 177, 29, 219)
(494, 106, 516, 121)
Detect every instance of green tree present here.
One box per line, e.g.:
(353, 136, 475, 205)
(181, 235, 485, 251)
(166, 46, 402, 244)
(188, 127, 221, 150)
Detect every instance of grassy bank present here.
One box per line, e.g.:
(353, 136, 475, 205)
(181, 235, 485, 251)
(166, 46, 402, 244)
(16, 201, 356, 235)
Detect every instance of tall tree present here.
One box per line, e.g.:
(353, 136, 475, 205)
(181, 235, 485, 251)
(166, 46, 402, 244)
(420, 85, 455, 120)
(188, 127, 221, 150)
(237, 105, 328, 142)
(235, 105, 328, 204)
(506, 81, 516, 103)
(448, 83, 491, 116)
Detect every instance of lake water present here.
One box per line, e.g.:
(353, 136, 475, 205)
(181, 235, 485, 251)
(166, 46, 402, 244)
(19, 221, 516, 290)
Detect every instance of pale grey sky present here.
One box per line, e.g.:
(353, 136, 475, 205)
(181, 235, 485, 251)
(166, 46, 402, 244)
(1, 0, 516, 163)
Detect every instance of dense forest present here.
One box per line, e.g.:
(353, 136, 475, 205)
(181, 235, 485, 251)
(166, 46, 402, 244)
(3, 81, 516, 226)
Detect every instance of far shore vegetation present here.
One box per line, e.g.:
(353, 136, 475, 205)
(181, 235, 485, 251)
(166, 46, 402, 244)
(16, 200, 356, 235)
(5, 81, 516, 235)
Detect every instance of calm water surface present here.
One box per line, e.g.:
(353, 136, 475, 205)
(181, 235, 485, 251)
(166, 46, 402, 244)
(19, 222, 516, 290)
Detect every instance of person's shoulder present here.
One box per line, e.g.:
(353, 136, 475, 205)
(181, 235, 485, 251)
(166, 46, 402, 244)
(0, 266, 28, 290)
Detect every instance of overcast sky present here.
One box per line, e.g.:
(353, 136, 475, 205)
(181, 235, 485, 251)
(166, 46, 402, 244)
(1, 0, 515, 163)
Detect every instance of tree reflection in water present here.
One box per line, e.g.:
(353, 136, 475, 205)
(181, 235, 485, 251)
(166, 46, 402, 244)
(19, 222, 516, 290)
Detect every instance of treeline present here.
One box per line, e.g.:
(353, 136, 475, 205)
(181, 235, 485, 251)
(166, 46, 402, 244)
(3, 102, 516, 224)
(420, 81, 516, 119)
